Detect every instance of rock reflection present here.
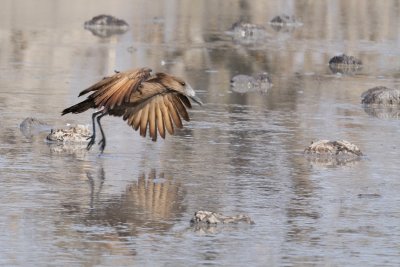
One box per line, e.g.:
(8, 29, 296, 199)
(362, 105, 400, 119)
(329, 64, 362, 75)
(305, 156, 361, 168)
(47, 142, 89, 157)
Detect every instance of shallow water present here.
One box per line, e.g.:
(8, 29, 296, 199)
(1, 0, 400, 266)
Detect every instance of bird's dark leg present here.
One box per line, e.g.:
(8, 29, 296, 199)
(87, 110, 103, 150)
(96, 113, 108, 153)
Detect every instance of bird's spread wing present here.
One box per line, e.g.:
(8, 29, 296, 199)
(123, 92, 191, 141)
(78, 68, 152, 109)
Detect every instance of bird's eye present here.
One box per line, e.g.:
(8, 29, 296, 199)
(181, 82, 186, 86)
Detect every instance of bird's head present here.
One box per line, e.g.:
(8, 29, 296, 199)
(156, 73, 203, 105)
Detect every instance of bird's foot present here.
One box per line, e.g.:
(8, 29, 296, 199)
(98, 138, 106, 153)
(86, 135, 96, 150)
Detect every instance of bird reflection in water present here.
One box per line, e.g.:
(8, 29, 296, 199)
(58, 169, 186, 262)
(84, 169, 186, 236)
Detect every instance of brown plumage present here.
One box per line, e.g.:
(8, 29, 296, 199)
(62, 68, 202, 152)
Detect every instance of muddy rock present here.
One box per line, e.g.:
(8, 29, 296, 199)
(190, 210, 254, 225)
(20, 117, 51, 138)
(84, 15, 129, 38)
(361, 86, 400, 105)
(46, 124, 91, 143)
(228, 21, 268, 44)
(304, 140, 363, 167)
(269, 14, 302, 31)
(304, 140, 363, 158)
(361, 86, 400, 118)
(231, 72, 272, 93)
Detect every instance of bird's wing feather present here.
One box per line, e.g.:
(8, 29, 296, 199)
(155, 100, 165, 139)
(164, 94, 182, 128)
(78, 68, 152, 109)
(177, 94, 192, 108)
(148, 102, 157, 141)
(140, 104, 149, 137)
(123, 92, 191, 140)
(170, 95, 190, 121)
(78, 74, 121, 97)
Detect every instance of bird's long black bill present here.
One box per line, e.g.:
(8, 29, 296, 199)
(189, 95, 203, 106)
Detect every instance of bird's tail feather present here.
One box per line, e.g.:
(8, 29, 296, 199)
(62, 99, 95, 115)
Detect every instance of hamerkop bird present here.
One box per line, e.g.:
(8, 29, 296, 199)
(62, 68, 202, 152)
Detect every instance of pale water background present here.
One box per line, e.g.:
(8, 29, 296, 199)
(0, 0, 400, 266)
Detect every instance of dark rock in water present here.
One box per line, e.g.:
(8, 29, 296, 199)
(329, 54, 362, 65)
(190, 210, 254, 225)
(304, 140, 363, 158)
(20, 117, 51, 138)
(231, 72, 272, 93)
(329, 64, 362, 75)
(329, 54, 362, 74)
(361, 86, 400, 105)
(228, 21, 268, 44)
(269, 14, 302, 31)
(84, 15, 129, 38)
(46, 125, 91, 143)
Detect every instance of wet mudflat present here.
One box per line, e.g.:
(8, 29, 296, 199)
(1, 0, 400, 266)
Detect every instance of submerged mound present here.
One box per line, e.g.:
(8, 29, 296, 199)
(84, 15, 129, 37)
(231, 72, 272, 93)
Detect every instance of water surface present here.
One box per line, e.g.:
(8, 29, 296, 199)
(1, 0, 400, 266)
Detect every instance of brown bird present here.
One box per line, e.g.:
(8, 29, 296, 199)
(62, 68, 202, 152)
